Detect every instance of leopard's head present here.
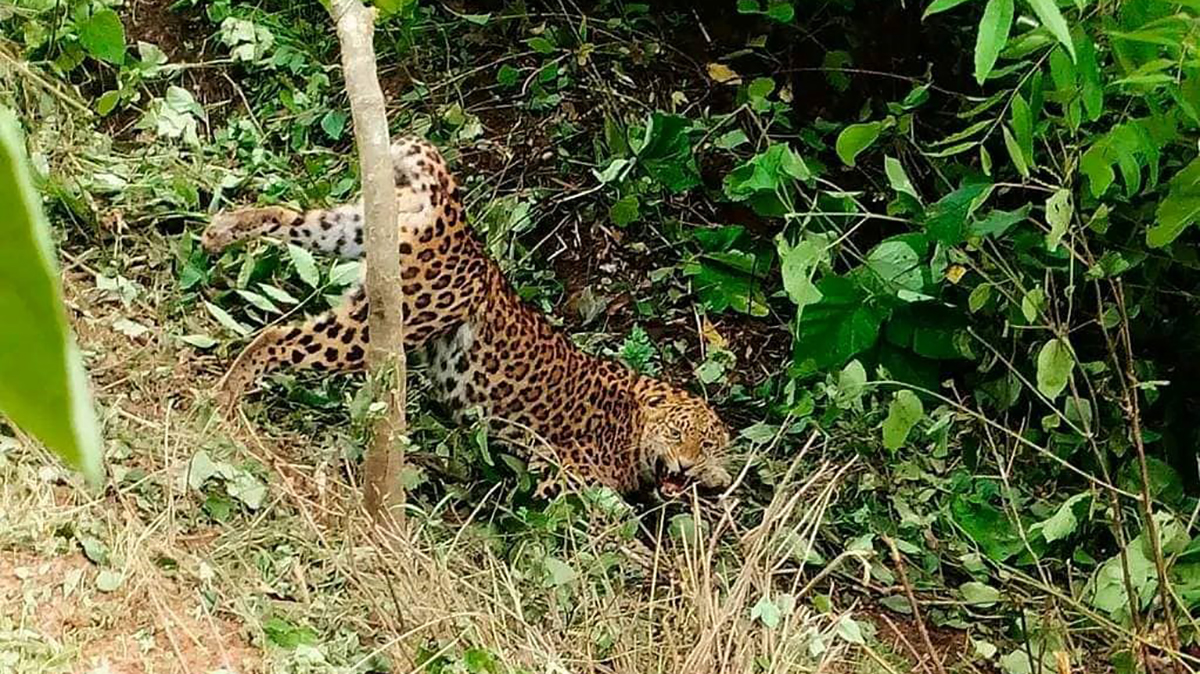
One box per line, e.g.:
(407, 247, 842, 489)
(639, 390, 732, 498)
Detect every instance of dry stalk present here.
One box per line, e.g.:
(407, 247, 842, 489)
(883, 535, 946, 674)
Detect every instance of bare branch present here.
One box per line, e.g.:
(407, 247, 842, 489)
(328, 0, 407, 527)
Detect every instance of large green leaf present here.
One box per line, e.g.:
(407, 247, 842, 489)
(0, 109, 102, 483)
(723, 144, 810, 201)
(792, 276, 887, 373)
(923, 181, 992, 245)
(951, 496, 1025, 562)
(77, 9, 126, 64)
(1147, 156, 1200, 248)
(635, 113, 700, 193)
(974, 0, 1014, 84)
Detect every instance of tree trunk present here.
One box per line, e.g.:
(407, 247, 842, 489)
(328, 0, 407, 527)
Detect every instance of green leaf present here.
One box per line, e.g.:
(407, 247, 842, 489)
(748, 77, 776, 99)
(751, 595, 783, 628)
(777, 234, 827, 308)
(835, 615, 865, 644)
(636, 113, 700, 193)
(1002, 126, 1028, 177)
(1010, 92, 1034, 168)
(970, 205, 1030, 238)
(610, 195, 640, 226)
(496, 64, 519, 87)
(724, 144, 809, 201)
(960, 581, 1002, 607)
(714, 129, 749, 150)
(952, 496, 1025, 562)
(204, 301, 250, 336)
(882, 390, 924, 451)
(974, 0, 1014, 85)
(0, 108, 102, 484)
(1075, 28, 1104, 121)
(226, 472, 267, 510)
(793, 276, 886, 373)
(263, 617, 317, 649)
(1021, 286, 1045, 322)
(320, 109, 348, 140)
(287, 243, 321, 288)
(95, 569, 123, 593)
(1036, 337, 1074, 399)
(236, 289, 281, 314)
(864, 238, 928, 300)
(765, 2, 795, 22)
(835, 122, 882, 167)
(96, 90, 120, 116)
(1044, 187, 1073, 251)
(526, 37, 556, 54)
(969, 284, 992, 312)
(1037, 493, 1089, 543)
(924, 182, 992, 245)
(836, 360, 868, 408)
(884, 156, 920, 201)
(923, 0, 973, 18)
(77, 9, 126, 64)
(1147, 157, 1200, 248)
(1025, 0, 1075, 61)
(179, 334, 217, 349)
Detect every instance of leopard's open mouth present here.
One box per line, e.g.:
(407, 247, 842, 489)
(656, 459, 691, 498)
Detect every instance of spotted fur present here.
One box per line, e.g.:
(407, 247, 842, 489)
(201, 136, 731, 495)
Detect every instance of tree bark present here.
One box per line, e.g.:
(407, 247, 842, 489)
(328, 0, 406, 527)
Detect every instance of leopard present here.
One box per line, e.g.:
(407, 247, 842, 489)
(200, 135, 732, 498)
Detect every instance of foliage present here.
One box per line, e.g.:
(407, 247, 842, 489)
(6, 0, 1200, 669)
(0, 108, 101, 484)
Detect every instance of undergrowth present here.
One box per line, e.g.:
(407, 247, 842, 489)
(3, 0, 1200, 672)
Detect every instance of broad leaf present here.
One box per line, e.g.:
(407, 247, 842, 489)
(77, 9, 126, 64)
(924, 182, 992, 245)
(777, 233, 828, 308)
(924, 0, 973, 19)
(835, 122, 882, 167)
(636, 113, 700, 193)
(882, 390, 924, 451)
(960, 581, 1001, 607)
(1147, 157, 1200, 248)
(287, 243, 321, 288)
(0, 109, 102, 484)
(1045, 187, 1073, 250)
(951, 496, 1025, 562)
(792, 276, 886, 373)
(1036, 337, 1074, 399)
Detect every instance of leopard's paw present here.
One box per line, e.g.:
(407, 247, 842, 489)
(200, 207, 297, 253)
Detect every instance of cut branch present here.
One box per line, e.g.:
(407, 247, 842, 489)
(328, 0, 407, 526)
